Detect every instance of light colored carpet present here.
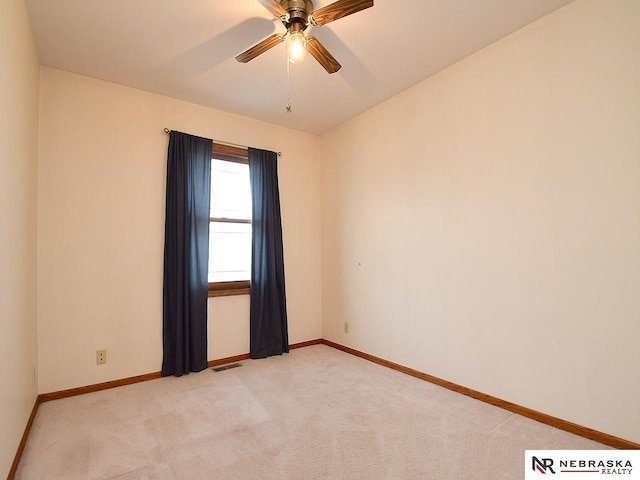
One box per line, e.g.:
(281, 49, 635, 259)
(16, 345, 607, 479)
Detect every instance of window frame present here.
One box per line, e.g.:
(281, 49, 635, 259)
(208, 143, 251, 298)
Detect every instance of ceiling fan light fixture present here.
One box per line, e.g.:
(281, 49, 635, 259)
(238, 0, 374, 73)
(287, 31, 308, 64)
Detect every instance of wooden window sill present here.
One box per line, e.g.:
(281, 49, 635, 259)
(208, 281, 250, 298)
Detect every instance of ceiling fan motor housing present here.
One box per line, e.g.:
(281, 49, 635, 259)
(281, 0, 313, 30)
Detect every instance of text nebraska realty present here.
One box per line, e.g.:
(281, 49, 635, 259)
(560, 459, 632, 475)
(532, 456, 633, 475)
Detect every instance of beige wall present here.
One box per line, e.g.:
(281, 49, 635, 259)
(37, 68, 322, 393)
(0, 0, 40, 476)
(321, 0, 640, 443)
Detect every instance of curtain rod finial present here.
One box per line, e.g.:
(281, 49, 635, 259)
(164, 128, 171, 134)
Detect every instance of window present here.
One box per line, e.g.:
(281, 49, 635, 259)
(208, 144, 251, 297)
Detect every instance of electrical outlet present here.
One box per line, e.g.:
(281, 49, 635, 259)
(96, 349, 107, 365)
(344, 322, 349, 334)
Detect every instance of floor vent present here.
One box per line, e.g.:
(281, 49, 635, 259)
(212, 363, 242, 372)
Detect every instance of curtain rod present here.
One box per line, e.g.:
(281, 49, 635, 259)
(164, 128, 282, 156)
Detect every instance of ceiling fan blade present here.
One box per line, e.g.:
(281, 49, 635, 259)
(256, 0, 287, 18)
(236, 34, 284, 63)
(307, 37, 341, 74)
(311, 0, 373, 26)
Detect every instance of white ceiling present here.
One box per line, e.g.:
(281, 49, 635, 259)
(25, 0, 574, 135)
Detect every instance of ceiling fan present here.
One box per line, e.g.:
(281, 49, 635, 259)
(236, 0, 374, 74)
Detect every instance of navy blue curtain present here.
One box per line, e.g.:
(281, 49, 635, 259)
(248, 148, 289, 359)
(162, 131, 212, 376)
